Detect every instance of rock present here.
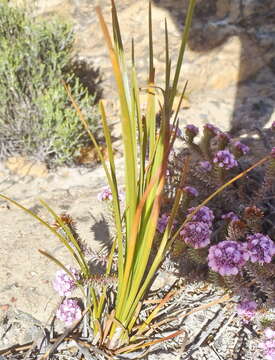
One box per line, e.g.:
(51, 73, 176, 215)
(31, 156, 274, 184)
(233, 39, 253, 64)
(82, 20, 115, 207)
(5, 157, 48, 178)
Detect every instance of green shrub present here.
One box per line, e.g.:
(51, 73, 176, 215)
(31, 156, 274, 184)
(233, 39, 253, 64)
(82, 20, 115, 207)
(0, 0, 99, 166)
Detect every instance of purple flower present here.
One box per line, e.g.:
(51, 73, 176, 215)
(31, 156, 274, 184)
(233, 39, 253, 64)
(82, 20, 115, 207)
(199, 160, 212, 172)
(185, 124, 199, 143)
(208, 240, 249, 276)
(232, 141, 250, 156)
(97, 187, 112, 201)
(97, 187, 124, 202)
(222, 212, 239, 222)
(213, 150, 238, 170)
(203, 123, 220, 137)
(259, 328, 275, 360)
(246, 233, 275, 264)
(236, 300, 257, 323)
(187, 206, 214, 227)
(183, 186, 199, 198)
(180, 221, 212, 248)
(217, 132, 231, 148)
(53, 266, 80, 297)
(56, 298, 82, 326)
(157, 213, 169, 234)
(185, 124, 199, 136)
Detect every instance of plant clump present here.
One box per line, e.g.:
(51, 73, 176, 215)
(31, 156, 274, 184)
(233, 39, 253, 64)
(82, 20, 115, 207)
(160, 122, 275, 335)
(0, 0, 99, 166)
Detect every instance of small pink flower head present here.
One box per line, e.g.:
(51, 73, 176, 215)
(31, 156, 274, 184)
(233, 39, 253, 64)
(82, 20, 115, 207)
(180, 221, 212, 249)
(203, 123, 220, 137)
(208, 240, 249, 276)
(56, 298, 82, 326)
(222, 212, 239, 222)
(199, 160, 212, 172)
(236, 299, 257, 323)
(259, 328, 275, 360)
(157, 213, 170, 234)
(213, 150, 238, 170)
(246, 233, 275, 264)
(185, 124, 199, 136)
(53, 266, 80, 297)
(97, 187, 112, 201)
(217, 132, 231, 149)
(183, 186, 199, 198)
(188, 206, 215, 227)
(185, 124, 199, 142)
(271, 148, 275, 158)
(232, 141, 250, 156)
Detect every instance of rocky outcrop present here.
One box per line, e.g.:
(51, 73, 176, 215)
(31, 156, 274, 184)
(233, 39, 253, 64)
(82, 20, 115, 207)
(153, 0, 275, 90)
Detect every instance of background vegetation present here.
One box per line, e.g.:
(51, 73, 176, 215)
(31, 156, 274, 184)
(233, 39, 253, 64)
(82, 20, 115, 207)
(0, 0, 99, 166)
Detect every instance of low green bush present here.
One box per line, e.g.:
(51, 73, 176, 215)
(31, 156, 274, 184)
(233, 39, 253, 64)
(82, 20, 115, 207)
(0, 0, 99, 166)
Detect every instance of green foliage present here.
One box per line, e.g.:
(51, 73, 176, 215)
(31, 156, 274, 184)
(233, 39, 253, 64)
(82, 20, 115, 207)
(0, 0, 99, 166)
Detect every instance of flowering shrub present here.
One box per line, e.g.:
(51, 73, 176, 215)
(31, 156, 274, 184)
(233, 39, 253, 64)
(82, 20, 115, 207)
(162, 121, 275, 331)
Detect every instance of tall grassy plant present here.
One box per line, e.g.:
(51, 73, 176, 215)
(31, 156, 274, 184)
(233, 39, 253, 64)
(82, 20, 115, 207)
(91, 0, 197, 344)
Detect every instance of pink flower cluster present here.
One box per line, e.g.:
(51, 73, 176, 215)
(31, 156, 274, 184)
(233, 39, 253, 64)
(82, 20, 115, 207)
(180, 221, 212, 249)
(236, 299, 257, 323)
(180, 206, 214, 249)
(53, 266, 80, 297)
(188, 206, 215, 226)
(56, 298, 82, 326)
(213, 150, 238, 170)
(232, 141, 250, 156)
(97, 187, 113, 201)
(259, 328, 275, 360)
(97, 187, 124, 202)
(246, 233, 275, 264)
(208, 240, 249, 276)
(208, 233, 275, 276)
(53, 266, 82, 327)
